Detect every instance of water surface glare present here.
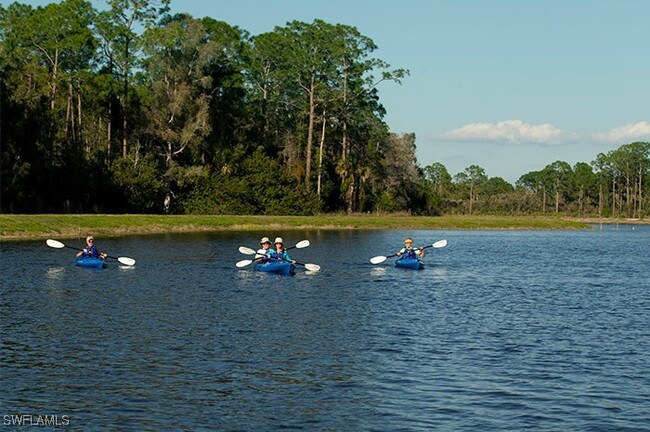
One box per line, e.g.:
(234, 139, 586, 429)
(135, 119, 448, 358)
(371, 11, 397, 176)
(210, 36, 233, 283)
(1, 226, 649, 430)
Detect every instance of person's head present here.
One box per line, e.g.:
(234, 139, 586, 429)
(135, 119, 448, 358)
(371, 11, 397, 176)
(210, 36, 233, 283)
(404, 237, 414, 247)
(86, 236, 95, 246)
(260, 237, 271, 250)
(274, 237, 285, 250)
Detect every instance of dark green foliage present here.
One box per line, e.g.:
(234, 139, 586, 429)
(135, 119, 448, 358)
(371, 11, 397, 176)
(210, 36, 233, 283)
(182, 150, 321, 215)
(1, 4, 419, 215)
(109, 155, 165, 212)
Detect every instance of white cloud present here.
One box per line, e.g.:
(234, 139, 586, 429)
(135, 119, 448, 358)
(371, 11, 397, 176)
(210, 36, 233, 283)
(442, 120, 563, 145)
(592, 121, 650, 144)
(441, 120, 650, 146)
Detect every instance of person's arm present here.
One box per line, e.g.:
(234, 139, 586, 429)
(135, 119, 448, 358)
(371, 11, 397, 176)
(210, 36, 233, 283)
(396, 247, 405, 257)
(258, 250, 272, 262)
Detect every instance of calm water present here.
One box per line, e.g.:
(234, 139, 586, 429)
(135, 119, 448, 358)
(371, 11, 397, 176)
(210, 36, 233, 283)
(1, 226, 649, 431)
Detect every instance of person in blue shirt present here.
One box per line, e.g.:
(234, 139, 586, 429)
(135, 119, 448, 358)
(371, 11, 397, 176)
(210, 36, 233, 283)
(268, 237, 296, 263)
(396, 237, 425, 260)
(76, 236, 107, 259)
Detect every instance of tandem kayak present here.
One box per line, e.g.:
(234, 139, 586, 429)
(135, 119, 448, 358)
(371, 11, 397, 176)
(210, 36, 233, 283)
(75, 256, 107, 269)
(395, 258, 424, 270)
(254, 260, 295, 275)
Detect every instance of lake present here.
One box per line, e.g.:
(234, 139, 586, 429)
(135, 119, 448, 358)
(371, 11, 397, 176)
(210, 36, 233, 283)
(1, 225, 649, 431)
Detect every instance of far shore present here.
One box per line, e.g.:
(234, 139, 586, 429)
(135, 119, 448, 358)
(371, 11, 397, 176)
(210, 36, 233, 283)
(0, 214, 646, 241)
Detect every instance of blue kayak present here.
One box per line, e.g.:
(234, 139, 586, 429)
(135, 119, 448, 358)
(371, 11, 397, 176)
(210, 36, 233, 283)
(254, 260, 295, 275)
(395, 258, 424, 270)
(75, 257, 107, 269)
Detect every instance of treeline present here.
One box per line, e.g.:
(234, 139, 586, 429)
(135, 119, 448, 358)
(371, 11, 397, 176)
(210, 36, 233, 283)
(424, 140, 649, 218)
(1, 1, 648, 217)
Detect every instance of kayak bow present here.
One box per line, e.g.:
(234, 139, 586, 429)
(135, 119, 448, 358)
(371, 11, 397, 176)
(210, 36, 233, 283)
(254, 260, 295, 275)
(395, 258, 424, 270)
(75, 256, 107, 269)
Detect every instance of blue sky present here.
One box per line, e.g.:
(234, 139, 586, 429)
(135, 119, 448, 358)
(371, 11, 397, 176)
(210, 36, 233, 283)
(9, 0, 650, 182)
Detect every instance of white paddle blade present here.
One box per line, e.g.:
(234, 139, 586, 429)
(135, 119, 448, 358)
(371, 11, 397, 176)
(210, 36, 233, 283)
(304, 263, 321, 272)
(118, 257, 136, 266)
(238, 246, 257, 255)
(295, 240, 310, 249)
(236, 259, 253, 268)
(433, 239, 448, 248)
(370, 256, 387, 265)
(46, 239, 65, 249)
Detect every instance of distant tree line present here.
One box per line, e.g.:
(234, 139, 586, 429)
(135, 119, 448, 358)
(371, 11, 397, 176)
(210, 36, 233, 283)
(1, 0, 648, 217)
(424, 141, 650, 218)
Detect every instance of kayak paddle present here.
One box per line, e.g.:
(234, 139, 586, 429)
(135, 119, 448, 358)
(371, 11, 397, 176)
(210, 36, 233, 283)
(235, 253, 270, 267)
(46, 239, 136, 266)
(288, 239, 310, 251)
(370, 239, 447, 265)
(295, 262, 321, 272)
(235, 259, 320, 272)
(238, 239, 310, 255)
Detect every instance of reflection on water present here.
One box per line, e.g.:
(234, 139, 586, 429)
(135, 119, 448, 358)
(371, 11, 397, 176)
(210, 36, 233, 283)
(45, 266, 65, 279)
(2, 227, 650, 431)
(118, 264, 136, 271)
(430, 266, 448, 279)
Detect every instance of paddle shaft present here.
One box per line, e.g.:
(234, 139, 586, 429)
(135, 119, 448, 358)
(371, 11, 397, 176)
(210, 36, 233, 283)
(241, 240, 308, 256)
(255, 244, 300, 259)
(241, 257, 293, 264)
(253, 245, 297, 258)
(386, 243, 435, 260)
(61, 244, 117, 260)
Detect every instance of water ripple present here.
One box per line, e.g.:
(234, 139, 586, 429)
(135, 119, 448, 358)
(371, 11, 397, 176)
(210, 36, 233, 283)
(1, 228, 650, 430)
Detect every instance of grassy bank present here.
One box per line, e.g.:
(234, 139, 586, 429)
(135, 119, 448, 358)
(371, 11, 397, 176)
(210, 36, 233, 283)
(0, 214, 603, 241)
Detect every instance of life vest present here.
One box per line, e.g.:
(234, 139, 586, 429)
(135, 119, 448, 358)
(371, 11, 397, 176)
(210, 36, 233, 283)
(269, 250, 289, 261)
(401, 247, 418, 260)
(83, 245, 100, 258)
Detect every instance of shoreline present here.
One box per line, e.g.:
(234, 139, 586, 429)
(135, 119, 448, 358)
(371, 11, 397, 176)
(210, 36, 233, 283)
(1, 214, 645, 242)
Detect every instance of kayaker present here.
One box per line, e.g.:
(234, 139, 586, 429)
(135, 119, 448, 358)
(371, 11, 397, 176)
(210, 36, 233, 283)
(76, 236, 107, 259)
(255, 237, 273, 262)
(268, 237, 296, 263)
(396, 237, 425, 260)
